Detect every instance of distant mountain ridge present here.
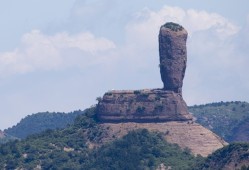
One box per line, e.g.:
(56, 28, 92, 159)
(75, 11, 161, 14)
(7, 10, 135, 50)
(4, 110, 84, 139)
(195, 143, 249, 170)
(189, 101, 249, 142)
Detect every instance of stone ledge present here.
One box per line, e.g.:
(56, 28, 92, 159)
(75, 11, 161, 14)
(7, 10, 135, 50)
(97, 89, 193, 122)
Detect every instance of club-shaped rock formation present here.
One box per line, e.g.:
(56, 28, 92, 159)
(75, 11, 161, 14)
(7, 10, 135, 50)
(97, 22, 193, 122)
(159, 22, 187, 93)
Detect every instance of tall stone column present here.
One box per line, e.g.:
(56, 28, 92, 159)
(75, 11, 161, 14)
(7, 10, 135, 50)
(159, 22, 188, 94)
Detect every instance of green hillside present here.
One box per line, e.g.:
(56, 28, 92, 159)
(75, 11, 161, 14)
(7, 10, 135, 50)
(4, 110, 84, 139)
(1, 105, 249, 169)
(0, 107, 202, 170)
(195, 143, 249, 170)
(189, 101, 249, 142)
(0, 131, 17, 144)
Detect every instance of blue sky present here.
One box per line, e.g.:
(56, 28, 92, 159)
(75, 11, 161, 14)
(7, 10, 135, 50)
(1, 0, 249, 130)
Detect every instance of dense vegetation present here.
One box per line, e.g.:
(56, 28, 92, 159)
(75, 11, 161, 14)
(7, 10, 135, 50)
(90, 129, 202, 170)
(0, 107, 98, 169)
(0, 107, 203, 170)
(195, 143, 249, 170)
(163, 22, 183, 31)
(4, 110, 84, 139)
(189, 101, 249, 142)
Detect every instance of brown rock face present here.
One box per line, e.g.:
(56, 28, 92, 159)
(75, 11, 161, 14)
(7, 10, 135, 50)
(159, 22, 187, 93)
(97, 89, 192, 122)
(97, 22, 192, 122)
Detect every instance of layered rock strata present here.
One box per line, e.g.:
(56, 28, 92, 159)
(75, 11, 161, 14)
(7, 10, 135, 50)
(97, 89, 192, 122)
(97, 22, 191, 122)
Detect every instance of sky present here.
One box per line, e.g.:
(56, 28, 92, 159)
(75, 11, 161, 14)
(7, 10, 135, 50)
(0, 0, 249, 130)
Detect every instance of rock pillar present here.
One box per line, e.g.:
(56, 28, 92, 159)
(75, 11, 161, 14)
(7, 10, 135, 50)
(159, 22, 188, 94)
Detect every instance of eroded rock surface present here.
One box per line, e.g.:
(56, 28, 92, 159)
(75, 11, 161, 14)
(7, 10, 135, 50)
(97, 89, 193, 122)
(159, 22, 187, 93)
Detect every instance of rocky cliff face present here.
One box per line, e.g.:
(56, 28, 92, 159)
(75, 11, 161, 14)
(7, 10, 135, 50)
(97, 22, 191, 122)
(98, 89, 192, 122)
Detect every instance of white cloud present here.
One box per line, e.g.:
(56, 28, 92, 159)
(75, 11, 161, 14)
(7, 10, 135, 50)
(185, 9, 239, 36)
(126, 6, 239, 43)
(123, 6, 248, 105)
(0, 5, 240, 78)
(0, 30, 116, 76)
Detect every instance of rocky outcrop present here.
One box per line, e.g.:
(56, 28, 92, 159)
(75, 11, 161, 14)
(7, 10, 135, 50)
(97, 22, 191, 122)
(95, 22, 227, 157)
(97, 89, 192, 122)
(159, 22, 187, 93)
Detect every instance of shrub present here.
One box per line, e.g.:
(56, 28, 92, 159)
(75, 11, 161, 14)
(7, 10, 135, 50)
(136, 106, 145, 114)
(163, 22, 183, 32)
(134, 90, 141, 95)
